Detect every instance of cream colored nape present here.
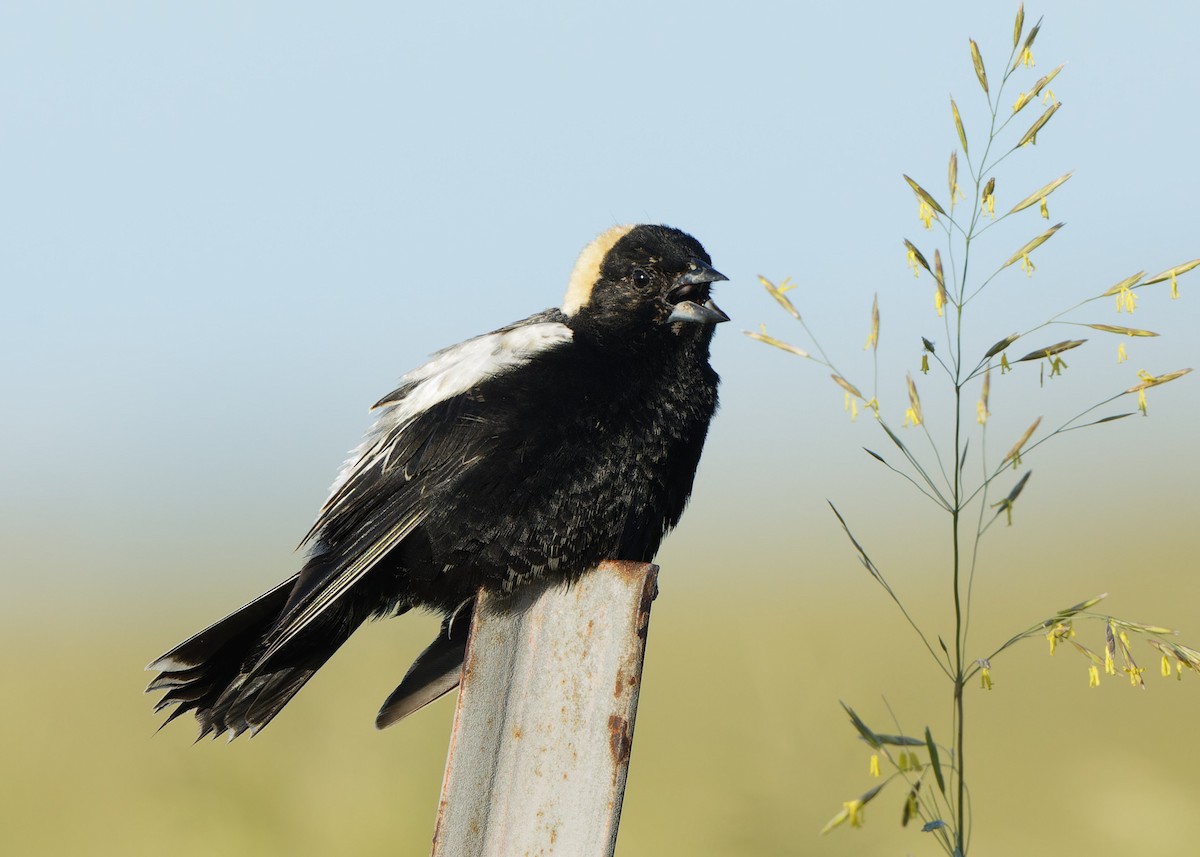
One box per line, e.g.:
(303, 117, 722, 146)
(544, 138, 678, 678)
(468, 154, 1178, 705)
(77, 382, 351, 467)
(561, 225, 635, 316)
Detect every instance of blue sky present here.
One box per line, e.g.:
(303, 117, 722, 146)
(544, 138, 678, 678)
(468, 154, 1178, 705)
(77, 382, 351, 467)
(3, 1, 1197, 611)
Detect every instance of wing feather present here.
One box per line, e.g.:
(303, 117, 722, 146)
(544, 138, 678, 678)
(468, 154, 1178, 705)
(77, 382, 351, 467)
(254, 508, 429, 669)
(302, 315, 571, 546)
(257, 313, 572, 673)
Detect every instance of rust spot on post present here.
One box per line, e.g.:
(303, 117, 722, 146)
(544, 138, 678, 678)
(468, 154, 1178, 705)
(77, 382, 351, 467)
(607, 715, 632, 765)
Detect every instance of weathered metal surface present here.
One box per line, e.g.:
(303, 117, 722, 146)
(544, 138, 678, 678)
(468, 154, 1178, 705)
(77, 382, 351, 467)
(430, 561, 659, 857)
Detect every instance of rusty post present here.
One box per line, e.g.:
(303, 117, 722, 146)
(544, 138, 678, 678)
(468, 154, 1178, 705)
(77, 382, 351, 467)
(430, 560, 659, 857)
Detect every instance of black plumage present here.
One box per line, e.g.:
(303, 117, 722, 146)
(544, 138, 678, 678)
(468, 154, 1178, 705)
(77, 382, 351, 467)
(147, 224, 728, 737)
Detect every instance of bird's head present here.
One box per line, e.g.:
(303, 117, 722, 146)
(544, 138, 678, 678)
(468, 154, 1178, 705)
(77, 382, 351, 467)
(561, 225, 728, 344)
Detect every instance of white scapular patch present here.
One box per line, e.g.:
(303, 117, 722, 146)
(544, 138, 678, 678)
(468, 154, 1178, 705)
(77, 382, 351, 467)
(321, 321, 574, 510)
(561, 224, 634, 316)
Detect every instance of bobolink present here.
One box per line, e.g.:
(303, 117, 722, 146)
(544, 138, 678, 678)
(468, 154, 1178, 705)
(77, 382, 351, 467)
(147, 224, 727, 738)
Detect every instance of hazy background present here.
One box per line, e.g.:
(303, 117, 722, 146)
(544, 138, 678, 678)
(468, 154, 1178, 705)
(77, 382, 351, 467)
(3, 2, 1197, 855)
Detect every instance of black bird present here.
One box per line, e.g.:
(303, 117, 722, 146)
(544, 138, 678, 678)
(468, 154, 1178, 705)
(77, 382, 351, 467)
(147, 224, 728, 738)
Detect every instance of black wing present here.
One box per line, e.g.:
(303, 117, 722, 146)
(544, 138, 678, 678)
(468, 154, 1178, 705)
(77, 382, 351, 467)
(253, 315, 574, 667)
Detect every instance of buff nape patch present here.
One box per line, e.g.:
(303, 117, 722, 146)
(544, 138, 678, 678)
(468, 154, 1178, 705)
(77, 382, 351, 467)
(561, 225, 635, 316)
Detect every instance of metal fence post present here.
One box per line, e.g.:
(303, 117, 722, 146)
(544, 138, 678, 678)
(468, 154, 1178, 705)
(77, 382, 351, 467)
(430, 560, 659, 857)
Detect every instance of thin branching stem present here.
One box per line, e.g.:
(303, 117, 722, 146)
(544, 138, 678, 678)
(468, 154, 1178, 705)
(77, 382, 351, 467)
(869, 451, 953, 511)
(962, 421, 991, 658)
(879, 419, 955, 509)
(830, 502, 954, 680)
(756, 17, 1194, 854)
(960, 390, 1128, 509)
(948, 35, 1020, 854)
(920, 421, 955, 497)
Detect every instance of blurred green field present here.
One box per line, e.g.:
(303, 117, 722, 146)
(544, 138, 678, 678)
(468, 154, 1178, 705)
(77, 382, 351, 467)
(4, 558, 1198, 857)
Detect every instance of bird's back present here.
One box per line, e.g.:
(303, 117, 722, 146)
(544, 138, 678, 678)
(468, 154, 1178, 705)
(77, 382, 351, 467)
(399, 322, 720, 607)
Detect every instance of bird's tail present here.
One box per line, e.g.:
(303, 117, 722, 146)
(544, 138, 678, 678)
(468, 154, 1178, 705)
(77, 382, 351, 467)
(375, 600, 473, 729)
(146, 572, 365, 740)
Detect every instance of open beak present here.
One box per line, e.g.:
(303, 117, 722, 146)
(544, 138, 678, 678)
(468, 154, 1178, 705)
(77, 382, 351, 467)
(666, 260, 730, 325)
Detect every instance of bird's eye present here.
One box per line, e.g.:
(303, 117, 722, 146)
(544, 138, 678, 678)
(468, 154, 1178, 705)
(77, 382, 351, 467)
(632, 268, 651, 288)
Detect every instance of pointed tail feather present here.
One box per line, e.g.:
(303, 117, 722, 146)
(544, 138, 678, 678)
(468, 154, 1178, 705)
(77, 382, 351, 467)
(147, 572, 371, 739)
(147, 575, 300, 733)
(375, 603, 472, 729)
(199, 666, 321, 739)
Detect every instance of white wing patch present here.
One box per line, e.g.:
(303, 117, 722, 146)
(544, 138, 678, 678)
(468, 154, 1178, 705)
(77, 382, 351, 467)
(318, 321, 573, 519)
(379, 321, 574, 421)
